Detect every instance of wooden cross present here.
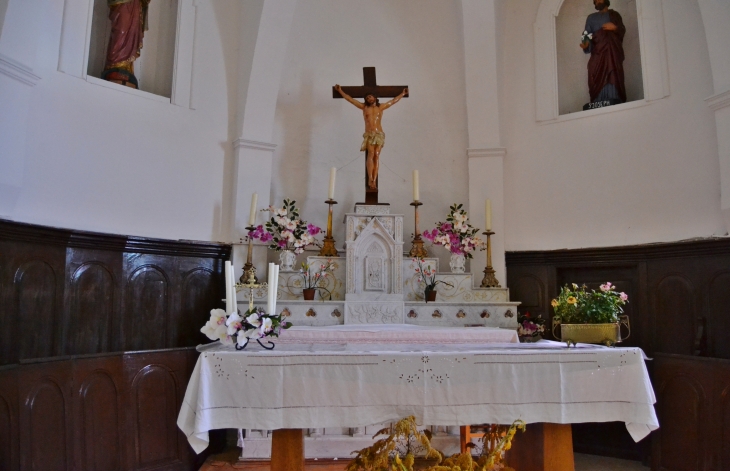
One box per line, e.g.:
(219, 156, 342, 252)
(333, 67, 409, 204)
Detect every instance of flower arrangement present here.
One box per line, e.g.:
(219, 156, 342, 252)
(345, 415, 525, 471)
(200, 307, 291, 350)
(250, 199, 321, 254)
(413, 258, 453, 302)
(297, 260, 334, 299)
(517, 311, 546, 340)
(422, 204, 483, 258)
(552, 282, 628, 324)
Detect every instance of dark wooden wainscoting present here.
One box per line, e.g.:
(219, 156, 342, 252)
(0, 219, 231, 366)
(0, 348, 221, 471)
(506, 238, 730, 465)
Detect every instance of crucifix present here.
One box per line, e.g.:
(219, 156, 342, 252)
(333, 67, 409, 204)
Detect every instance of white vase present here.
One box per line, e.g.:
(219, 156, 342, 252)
(279, 250, 297, 272)
(449, 253, 466, 273)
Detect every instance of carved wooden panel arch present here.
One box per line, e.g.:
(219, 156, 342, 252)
(78, 370, 122, 471)
(655, 373, 706, 471)
(68, 262, 115, 355)
(15, 260, 58, 360)
(708, 270, 730, 358)
(130, 364, 181, 469)
(178, 267, 218, 346)
(654, 274, 695, 354)
(721, 383, 730, 471)
(125, 265, 170, 351)
(22, 378, 70, 471)
(0, 390, 14, 471)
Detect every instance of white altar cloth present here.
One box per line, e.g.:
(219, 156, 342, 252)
(178, 341, 658, 454)
(278, 324, 519, 344)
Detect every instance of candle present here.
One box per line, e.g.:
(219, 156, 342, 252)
(272, 265, 279, 315)
(266, 263, 274, 314)
(231, 271, 238, 312)
(328, 167, 337, 200)
(248, 193, 258, 226)
(224, 261, 232, 313)
(485, 199, 492, 231)
(412, 170, 419, 201)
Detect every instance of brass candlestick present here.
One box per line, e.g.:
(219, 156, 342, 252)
(480, 230, 501, 288)
(240, 225, 258, 283)
(318, 199, 339, 257)
(237, 265, 268, 312)
(409, 201, 428, 258)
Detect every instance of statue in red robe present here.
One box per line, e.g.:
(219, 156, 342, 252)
(101, 0, 150, 89)
(580, 0, 626, 109)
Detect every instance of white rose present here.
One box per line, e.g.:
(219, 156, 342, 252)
(246, 313, 261, 328)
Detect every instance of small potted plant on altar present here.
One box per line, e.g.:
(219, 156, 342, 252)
(551, 282, 631, 346)
(423, 204, 483, 273)
(250, 199, 322, 271)
(297, 260, 334, 301)
(517, 311, 546, 342)
(413, 258, 453, 303)
(200, 307, 292, 350)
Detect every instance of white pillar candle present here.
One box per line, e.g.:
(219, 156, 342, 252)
(231, 272, 238, 313)
(412, 170, 419, 201)
(485, 199, 492, 231)
(248, 193, 258, 226)
(328, 167, 337, 200)
(272, 265, 279, 315)
(224, 261, 233, 313)
(266, 263, 274, 314)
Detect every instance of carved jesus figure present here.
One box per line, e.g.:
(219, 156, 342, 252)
(334, 85, 408, 190)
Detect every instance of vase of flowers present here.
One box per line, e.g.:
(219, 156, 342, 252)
(517, 311, 546, 342)
(551, 282, 631, 347)
(413, 258, 453, 303)
(423, 204, 483, 273)
(249, 199, 322, 272)
(297, 260, 334, 301)
(200, 307, 292, 350)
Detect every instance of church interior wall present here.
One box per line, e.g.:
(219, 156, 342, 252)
(1, 0, 241, 242)
(501, 0, 725, 252)
(271, 0, 469, 269)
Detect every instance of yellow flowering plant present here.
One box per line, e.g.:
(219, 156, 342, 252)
(552, 283, 628, 324)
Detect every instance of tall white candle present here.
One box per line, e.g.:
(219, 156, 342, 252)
(248, 193, 258, 226)
(328, 167, 337, 200)
(266, 263, 274, 314)
(272, 265, 279, 315)
(485, 199, 492, 231)
(224, 261, 233, 313)
(231, 272, 238, 312)
(412, 170, 419, 201)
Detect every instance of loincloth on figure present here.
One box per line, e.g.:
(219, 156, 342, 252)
(360, 131, 385, 152)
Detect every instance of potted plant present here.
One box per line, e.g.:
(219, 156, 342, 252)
(551, 282, 630, 346)
(297, 260, 334, 301)
(517, 311, 546, 342)
(413, 258, 453, 302)
(422, 204, 484, 273)
(250, 199, 322, 271)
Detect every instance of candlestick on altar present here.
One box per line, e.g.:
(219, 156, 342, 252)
(238, 262, 268, 312)
(480, 230, 501, 288)
(318, 199, 339, 257)
(408, 200, 428, 258)
(240, 225, 258, 283)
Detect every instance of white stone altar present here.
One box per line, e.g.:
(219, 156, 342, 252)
(235, 204, 522, 458)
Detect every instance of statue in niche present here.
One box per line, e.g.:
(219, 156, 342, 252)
(580, 0, 626, 110)
(334, 84, 408, 193)
(101, 0, 151, 89)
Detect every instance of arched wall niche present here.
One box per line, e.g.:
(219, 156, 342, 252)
(534, 0, 669, 121)
(556, 0, 644, 115)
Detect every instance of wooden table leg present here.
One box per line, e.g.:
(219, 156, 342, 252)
(271, 429, 305, 471)
(505, 423, 574, 471)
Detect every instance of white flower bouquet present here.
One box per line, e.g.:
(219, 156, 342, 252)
(201, 307, 292, 350)
(251, 199, 321, 255)
(422, 204, 484, 259)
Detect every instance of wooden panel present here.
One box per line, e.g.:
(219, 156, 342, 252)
(19, 360, 73, 471)
(722, 383, 730, 471)
(658, 376, 704, 470)
(15, 260, 59, 360)
(177, 267, 219, 346)
(125, 265, 169, 351)
(654, 276, 695, 355)
(67, 262, 115, 354)
(74, 356, 124, 471)
(0, 366, 18, 471)
(708, 271, 730, 359)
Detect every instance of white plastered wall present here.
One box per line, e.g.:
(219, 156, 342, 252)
(503, 0, 724, 251)
(271, 0, 469, 271)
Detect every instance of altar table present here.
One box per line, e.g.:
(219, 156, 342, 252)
(178, 338, 657, 470)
